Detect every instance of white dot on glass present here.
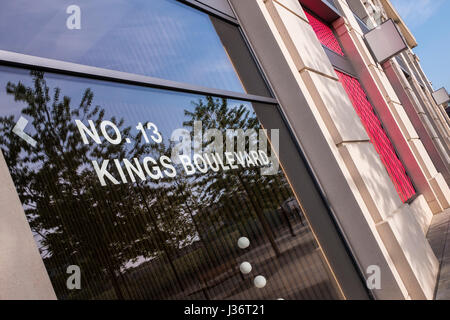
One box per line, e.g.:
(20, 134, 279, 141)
(239, 262, 252, 274)
(254, 275, 267, 288)
(277, 298, 284, 300)
(237, 237, 250, 249)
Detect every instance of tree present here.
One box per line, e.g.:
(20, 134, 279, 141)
(0, 71, 162, 299)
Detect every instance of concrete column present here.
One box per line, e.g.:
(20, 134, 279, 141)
(410, 53, 450, 129)
(346, 0, 377, 28)
(0, 150, 56, 299)
(400, 57, 450, 163)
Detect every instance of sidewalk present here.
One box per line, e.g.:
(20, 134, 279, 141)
(427, 208, 450, 300)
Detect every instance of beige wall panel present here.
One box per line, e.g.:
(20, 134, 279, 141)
(332, 0, 365, 36)
(432, 137, 450, 166)
(301, 70, 369, 144)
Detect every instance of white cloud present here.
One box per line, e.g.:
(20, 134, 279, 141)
(390, 0, 444, 28)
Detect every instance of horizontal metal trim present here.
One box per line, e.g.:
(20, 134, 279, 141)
(323, 46, 357, 77)
(0, 50, 277, 105)
(353, 13, 370, 34)
(178, 0, 238, 25)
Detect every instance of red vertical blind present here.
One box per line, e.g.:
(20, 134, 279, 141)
(304, 10, 344, 56)
(304, 7, 416, 202)
(336, 71, 416, 202)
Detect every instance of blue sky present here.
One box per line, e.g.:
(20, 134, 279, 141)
(391, 0, 450, 91)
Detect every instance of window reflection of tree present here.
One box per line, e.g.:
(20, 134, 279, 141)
(0, 71, 306, 300)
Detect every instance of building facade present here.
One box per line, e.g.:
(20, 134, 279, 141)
(0, 0, 449, 300)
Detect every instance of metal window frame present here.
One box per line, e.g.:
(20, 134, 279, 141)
(363, 19, 409, 65)
(414, 70, 426, 89)
(229, 0, 373, 299)
(299, 0, 342, 22)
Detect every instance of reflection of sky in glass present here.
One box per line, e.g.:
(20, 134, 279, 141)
(0, 66, 253, 146)
(0, 0, 244, 92)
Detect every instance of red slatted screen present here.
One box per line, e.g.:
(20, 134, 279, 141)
(304, 10, 344, 56)
(336, 70, 416, 202)
(303, 7, 416, 202)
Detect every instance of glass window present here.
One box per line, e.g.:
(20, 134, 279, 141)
(0, 65, 342, 300)
(0, 0, 270, 96)
(335, 70, 415, 202)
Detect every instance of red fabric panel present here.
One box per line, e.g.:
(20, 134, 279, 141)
(304, 10, 344, 56)
(336, 70, 416, 202)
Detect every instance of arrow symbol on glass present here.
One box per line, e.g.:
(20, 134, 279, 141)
(12, 116, 37, 147)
